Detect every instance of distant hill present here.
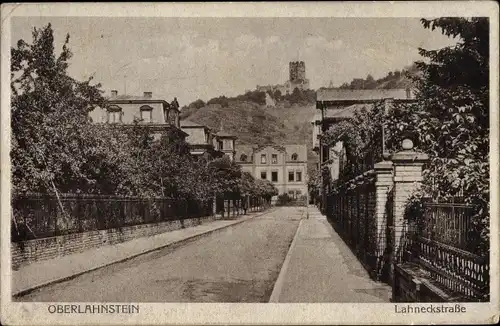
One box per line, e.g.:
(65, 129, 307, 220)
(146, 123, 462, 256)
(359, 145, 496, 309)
(335, 63, 417, 90)
(179, 64, 418, 172)
(180, 90, 318, 169)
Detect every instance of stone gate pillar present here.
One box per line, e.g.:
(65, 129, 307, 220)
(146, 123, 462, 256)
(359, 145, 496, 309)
(390, 141, 428, 280)
(373, 160, 393, 280)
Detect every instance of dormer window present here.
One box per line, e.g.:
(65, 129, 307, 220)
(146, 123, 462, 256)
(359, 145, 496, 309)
(140, 105, 153, 123)
(107, 105, 122, 123)
(291, 153, 298, 161)
(240, 154, 247, 162)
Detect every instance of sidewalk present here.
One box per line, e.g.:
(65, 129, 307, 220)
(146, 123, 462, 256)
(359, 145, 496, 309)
(270, 206, 391, 303)
(12, 210, 267, 297)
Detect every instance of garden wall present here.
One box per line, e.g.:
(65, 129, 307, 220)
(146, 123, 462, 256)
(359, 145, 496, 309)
(11, 214, 219, 270)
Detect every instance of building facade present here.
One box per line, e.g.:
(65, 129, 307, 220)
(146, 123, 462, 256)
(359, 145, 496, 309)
(89, 90, 187, 140)
(215, 131, 237, 161)
(235, 144, 308, 199)
(313, 88, 416, 209)
(180, 120, 237, 161)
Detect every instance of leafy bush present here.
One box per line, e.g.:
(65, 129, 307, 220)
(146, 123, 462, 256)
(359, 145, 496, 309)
(321, 18, 489, 255)
(276, 193, 293, 206)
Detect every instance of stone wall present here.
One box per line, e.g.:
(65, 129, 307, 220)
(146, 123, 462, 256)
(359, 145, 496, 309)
(11, 215, 219, 270)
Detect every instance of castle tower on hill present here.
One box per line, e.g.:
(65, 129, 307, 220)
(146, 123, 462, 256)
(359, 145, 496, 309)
(289, 61, 306, 82)
(287, 61, 309, 92)
(256, 60, 310, 95)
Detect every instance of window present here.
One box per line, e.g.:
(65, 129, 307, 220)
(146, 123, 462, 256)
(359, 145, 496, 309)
(322, 146, 329, 163)
(108, 111, 121, 123)
(219, 140, 224, 150)
(140, 106, 153, 123)
(107, 105, 122, 123)
(288, 171, 295, 182)
(291, 153, 298, 161)
(261, 171, 267, 180)
(261, 154, 267, 164)
(240, 154, 247, 162)
(271, 171, 278, 182)
(271, 154, 278, 164)
(296, 171, 302, 182)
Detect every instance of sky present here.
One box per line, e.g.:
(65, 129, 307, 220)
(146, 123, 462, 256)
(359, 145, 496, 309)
(11, 17, 457, 105)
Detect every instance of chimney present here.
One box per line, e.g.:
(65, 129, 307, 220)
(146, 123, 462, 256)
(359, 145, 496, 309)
(405, 88, 411, 99)
(111, 90, 118, 97)
(143, 91, 152, 98)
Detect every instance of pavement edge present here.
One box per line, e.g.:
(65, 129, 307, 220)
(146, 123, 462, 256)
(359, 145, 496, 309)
(268, 217, 303, 303)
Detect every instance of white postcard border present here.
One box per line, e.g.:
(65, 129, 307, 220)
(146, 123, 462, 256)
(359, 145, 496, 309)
(1, 2, 499, 325)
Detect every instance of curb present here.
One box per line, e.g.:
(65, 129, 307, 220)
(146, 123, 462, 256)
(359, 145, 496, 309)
(268, 217, 304, 303)
(13, 208, 275, 298)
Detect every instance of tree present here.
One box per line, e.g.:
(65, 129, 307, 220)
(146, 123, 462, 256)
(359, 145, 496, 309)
(11, 23, 106, 194)
(385, 18, 489, 255)
(273, 89, 282, 100)
(208, 156, 242, 198)
(365, 74, 375, 88)
(190, 99, 206, 109)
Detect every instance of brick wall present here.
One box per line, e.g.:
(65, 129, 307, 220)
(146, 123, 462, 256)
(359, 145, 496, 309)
(11, 215, 219, 270)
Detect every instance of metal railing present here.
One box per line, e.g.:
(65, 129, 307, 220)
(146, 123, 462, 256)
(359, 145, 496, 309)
(400, 201, 489, 301)
(327, 175, 378, 273)
(11, 193, 266, 242)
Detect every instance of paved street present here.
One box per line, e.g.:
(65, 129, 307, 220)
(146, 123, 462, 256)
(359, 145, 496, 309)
(18, 207, 304, 302)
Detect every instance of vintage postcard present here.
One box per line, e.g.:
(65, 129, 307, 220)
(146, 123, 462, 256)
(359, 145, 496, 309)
(1, 2, 499, 325)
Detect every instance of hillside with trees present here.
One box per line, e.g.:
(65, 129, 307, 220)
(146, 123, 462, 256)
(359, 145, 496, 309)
(335, 64, 418, 90)
(180, 89, 318, 171)
(180, 68, 415, 173)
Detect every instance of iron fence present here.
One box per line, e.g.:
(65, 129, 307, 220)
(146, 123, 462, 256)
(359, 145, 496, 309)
(11, 193, 266, 242)
(327, 177, 378, 273)
(400, 200, 489, 301)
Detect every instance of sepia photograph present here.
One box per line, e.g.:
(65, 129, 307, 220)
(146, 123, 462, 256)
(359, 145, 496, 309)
(1, 2, 498, 325)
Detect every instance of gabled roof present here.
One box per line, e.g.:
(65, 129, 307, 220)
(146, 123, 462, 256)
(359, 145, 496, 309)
(284, 144, 308, 162)
(235, 144, 308, 162)
(254, 144, 286, 153)
(317, 88, 412, 102)
(180, 120, 206, 128)
(235, 144, 256, 162)
(106, 94, 181, 111)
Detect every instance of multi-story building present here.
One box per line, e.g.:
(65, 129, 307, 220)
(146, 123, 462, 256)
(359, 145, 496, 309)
(180, 120, 237, 161)
(89, 90, 187, 140)
(214, 131, 237, 161)
(314, 87, 416, 209)
(235, 144, 308, 199)
(180, 120, 220, 160)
